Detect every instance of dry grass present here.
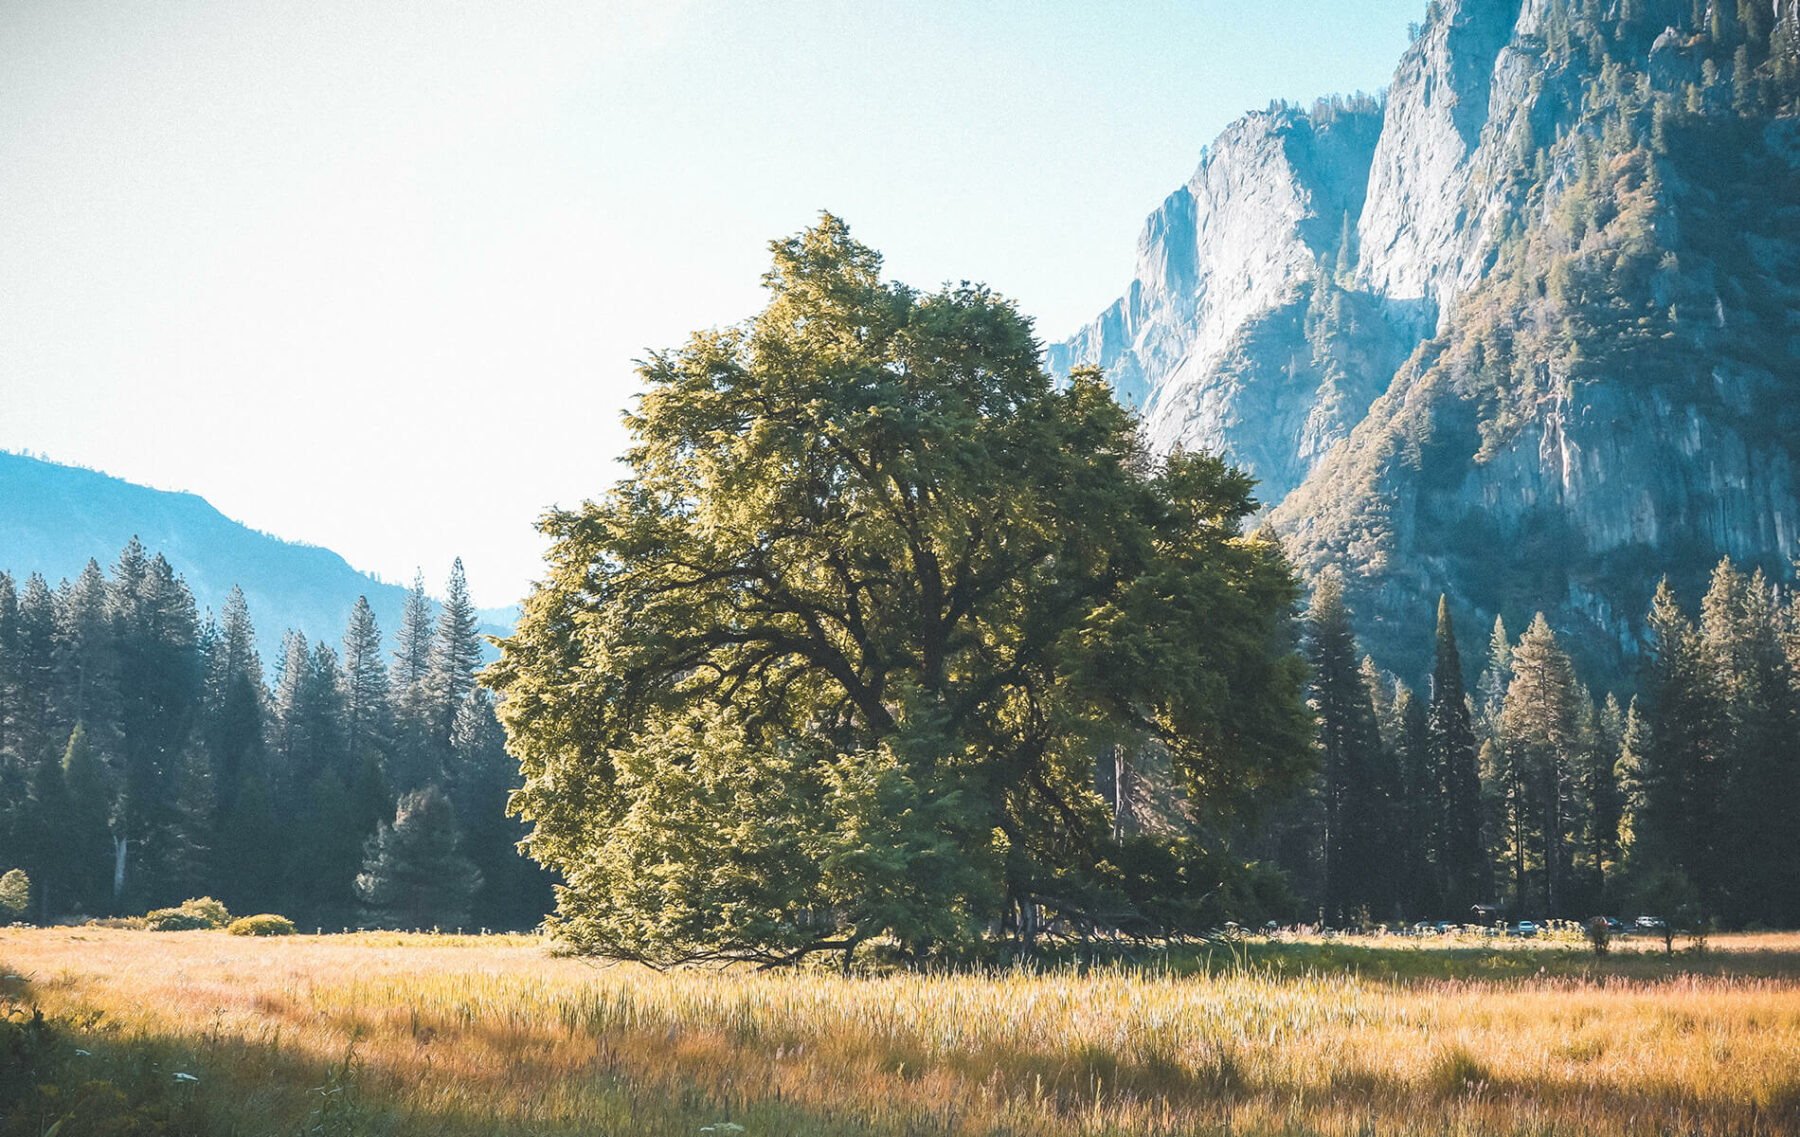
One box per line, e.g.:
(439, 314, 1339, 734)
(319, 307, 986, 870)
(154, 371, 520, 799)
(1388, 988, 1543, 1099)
(4, 927, 1800, 1135)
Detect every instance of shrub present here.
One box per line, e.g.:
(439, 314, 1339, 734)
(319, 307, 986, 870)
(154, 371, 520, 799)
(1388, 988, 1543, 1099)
(227, 914, 296, 937)
(144, 896, 233, 931)
(180, 896, 231, 927)
(144, 908, 213, 931)
(0, 869, 28, 922)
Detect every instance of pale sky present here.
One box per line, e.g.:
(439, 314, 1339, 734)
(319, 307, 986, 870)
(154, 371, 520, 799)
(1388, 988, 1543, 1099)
(1, 0, 1422, 607)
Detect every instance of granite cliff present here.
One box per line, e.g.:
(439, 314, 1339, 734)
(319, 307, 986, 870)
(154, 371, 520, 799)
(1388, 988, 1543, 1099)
(1055, 0, 1800, 680)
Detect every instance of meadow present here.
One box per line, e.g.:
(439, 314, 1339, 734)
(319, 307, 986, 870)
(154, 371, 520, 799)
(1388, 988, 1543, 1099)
(4, 926, 1800, 1136)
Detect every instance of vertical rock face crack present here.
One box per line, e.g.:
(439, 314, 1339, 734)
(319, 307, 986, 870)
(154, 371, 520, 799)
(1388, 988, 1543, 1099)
(1050, 0, 1800, 677)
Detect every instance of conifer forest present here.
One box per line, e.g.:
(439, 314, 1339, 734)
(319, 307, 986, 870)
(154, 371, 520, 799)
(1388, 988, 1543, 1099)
(0, 543, 552, 930)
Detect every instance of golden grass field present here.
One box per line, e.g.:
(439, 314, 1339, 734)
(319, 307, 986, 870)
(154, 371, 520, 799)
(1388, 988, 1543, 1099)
(4, 926, 1800, 1135)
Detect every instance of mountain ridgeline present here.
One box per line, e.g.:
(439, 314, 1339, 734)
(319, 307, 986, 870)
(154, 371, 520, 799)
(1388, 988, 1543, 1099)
(0, 451, 514, 666)
(1054, 0, 1800, 683)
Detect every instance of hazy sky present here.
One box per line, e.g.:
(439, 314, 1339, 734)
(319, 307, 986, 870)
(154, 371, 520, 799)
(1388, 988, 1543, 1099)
(1, 0, 1422, 606)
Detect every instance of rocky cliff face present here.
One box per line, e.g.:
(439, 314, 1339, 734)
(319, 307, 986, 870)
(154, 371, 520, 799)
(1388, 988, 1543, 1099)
(1048, 101, 1400, 506)
(1056, 0, 1800, 680)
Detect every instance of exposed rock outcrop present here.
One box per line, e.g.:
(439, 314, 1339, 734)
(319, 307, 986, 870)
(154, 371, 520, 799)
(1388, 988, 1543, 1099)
(1054, 0, 1800, 680)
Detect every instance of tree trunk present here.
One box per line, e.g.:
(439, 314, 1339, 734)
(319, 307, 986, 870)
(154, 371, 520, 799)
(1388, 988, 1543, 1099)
(1113, 744, 1130, 841)
(112, 835, 129, 902)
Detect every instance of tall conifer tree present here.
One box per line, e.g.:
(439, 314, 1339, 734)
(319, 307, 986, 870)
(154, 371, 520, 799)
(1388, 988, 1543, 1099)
(1640, 577, 1719, 911)
(1476, 615, 1512, 742)
(60, 723, 113, 913)
(1428, 597, 1487, 911)
(426, 558, 482, 748)
(1306, 570, 1387, 922)
(1697, 561, 1798, 923)
(391, 573, 437, 792)
(341, 596, 391, 770)
(1500, 614, 1582, 914)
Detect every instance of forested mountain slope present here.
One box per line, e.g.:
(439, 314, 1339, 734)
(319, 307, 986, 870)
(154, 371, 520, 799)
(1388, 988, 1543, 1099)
(0, 451, 511, 664)
(1055, 0, 1800, 681)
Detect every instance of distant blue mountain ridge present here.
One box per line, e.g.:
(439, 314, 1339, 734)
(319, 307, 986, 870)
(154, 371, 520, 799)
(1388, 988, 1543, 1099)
(0, 451, 515, 673)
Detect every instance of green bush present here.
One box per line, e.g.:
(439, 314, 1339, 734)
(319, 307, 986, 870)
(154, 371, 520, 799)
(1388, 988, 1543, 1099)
(180, 896, 231, 927)
(0, 869, 28, 922)
(144, 908, 212, 931)
(227, 914, 297, 937)
(144, 896, 233, 931)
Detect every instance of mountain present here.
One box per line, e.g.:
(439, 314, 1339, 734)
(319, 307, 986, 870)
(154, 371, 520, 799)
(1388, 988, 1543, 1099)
(1054, 0, 1800, 681)
(0, 451, 511, 668)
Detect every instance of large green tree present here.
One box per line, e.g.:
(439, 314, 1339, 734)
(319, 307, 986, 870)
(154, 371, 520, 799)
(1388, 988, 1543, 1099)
(489, 216, 1313, 966)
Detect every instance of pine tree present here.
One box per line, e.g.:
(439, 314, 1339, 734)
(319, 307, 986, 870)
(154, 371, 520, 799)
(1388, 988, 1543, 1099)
(1394, 683, 1436, 918)
(202, 586, 266, 822)
(1306, 570, 1388, 922)
(1615, 697, 1649, 869)
(1733, 44, 1761, 113)
(12, 576, 57, 765)
(1476, 615, 1513, 742)
(1714, 0, 1742, 42)
(394, 572, 434, 691)
(355, 784, 482, 930)
(1740, 0, 1768, 41)
(1500, 614, 1582, 915)
(448, 690, 534, 928)
(1640, 578, 1721, 913)
(391, 573, 437, 792)
(59, 723, 113, 914)
(1590, 693, 1628, 905)
(53, 560, 116, 748)
(110, 551, 204, 904)
(1361, 657, 1398, 750)
(1429, 597, 1488, 912)
(274, 635, 353, 791)
(340, 597, 391, 771)
(446, 688, 552, 930)
(426, 558, 483, 749)
(1698, 561, 1798, 924)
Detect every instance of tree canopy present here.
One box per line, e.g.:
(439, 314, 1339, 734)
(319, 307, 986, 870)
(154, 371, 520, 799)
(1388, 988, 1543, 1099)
(489, 215, 1314, 966)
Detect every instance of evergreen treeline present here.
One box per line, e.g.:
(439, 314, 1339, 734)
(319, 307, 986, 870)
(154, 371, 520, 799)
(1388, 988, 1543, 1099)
(1278, 558, 1799, 929)
(0, 540, 551, 930)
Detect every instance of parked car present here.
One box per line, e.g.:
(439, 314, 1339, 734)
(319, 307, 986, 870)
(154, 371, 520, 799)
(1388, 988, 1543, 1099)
(1513, 920, 1539, 937)
(1601, 917, 1626, 934)
(1635, 915, 1667, 932)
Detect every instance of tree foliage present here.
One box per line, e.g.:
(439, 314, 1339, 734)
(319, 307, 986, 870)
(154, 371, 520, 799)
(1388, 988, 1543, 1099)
(354, 784, 482, 931)
(490, 215, 1314, 965)
(0, 869, 28, 921)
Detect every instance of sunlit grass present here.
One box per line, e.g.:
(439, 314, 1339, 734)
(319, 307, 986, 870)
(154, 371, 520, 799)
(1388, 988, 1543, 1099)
(4, 927, 1800, 1135)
